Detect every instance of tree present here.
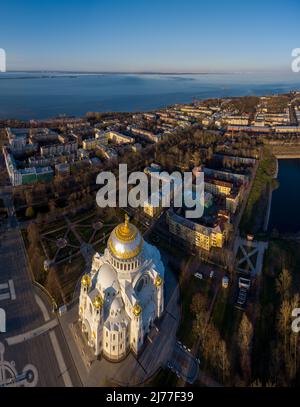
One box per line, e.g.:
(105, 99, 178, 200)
(46, 267, 62, 304)
(218, 339, 230, 383)
(190, 293, 207, 315)
(276, 269, 292, 301)
(25, 206, 35, 218)
(27, 223, 39, 246)
(238, 313, 253, 380)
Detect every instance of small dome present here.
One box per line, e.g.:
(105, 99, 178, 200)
(133, 303, 142, 317)
(154, 275, 163, 287)
(108, 214, 143, 260)
(81, 274, 91, 287)
(97, 263, 117, 290)
(93, 295, 104, 309)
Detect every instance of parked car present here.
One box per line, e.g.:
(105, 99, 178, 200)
(194, 272, 203, 280)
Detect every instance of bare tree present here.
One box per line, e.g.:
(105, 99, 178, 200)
(238, 313, 253, 381)
(276, 269, 292, 301)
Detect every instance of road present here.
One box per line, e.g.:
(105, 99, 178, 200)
(0, 191, 81, 387)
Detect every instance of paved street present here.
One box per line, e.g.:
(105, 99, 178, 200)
(0, 195, 81, 387)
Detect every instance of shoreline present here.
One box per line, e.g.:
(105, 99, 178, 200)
(263, 158, 279, 233)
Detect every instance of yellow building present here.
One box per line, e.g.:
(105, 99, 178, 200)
(205, 178, 233, 197)
(167, 210, 226, 251)
(82, 138, 100, 150)
(106, 131, 135, 144)
(143, 201, 162, 218)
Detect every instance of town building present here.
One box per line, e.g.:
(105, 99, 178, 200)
(167, 208, 228, 251)
(106, 131, 135, 145)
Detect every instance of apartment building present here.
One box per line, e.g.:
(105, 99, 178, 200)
(205, 177, 233, 196)
(106, 131, 135, 144)
(167, 209, 226, 251)
(40, 140, 77, 157)
(223, 116, 249, 126)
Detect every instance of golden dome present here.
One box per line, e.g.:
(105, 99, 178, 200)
(81, 274, 91, 288)
(132, 303, 142, 317)
(108, 214, 143, 260)
(154, 275, 163, 287)
(93, 295, 104, 309)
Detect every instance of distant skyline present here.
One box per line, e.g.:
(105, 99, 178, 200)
(0, 0, 299, 73)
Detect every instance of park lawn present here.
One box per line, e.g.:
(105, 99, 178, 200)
(66, 230, 81, 247)
(68, 208, 96, 223)
(42, 226, 68, 240)
(75, 225, 95, 243)
(42, 238, 59, 259)
(55, 245, 79, 262)
(40, 219, 67, 234)
(56, 254, 86, 303)
(240, 148, 276, 235)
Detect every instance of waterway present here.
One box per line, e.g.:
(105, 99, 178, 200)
(269, 158, 300, 234)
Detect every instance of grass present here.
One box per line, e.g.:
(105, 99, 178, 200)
(240, 147, 276, 235)
(56, 254, 86, 303)
(75, 226, 95, 243)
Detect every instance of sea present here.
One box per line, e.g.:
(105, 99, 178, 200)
(0, 71, 299, 120)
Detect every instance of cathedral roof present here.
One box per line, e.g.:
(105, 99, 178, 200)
(97, 263, 118, 291)
(108, 214, 143, 260)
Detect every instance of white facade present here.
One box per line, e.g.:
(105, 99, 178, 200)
(79, 216, 164, 361)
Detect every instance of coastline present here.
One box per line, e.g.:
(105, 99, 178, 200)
(263, 157, 279, 232)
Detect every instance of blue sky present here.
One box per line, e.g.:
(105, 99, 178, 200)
(0, 0, 299, 72)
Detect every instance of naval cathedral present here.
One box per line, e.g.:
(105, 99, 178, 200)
(79, 215, 165, 361)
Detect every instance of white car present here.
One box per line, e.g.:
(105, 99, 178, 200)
(209, 270, 215, 279)
(194, 272, 203, 280)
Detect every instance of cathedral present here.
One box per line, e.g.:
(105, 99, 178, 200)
(78, 215, 164, 361)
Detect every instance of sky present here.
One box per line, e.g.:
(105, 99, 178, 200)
(0, 0, 299, 72)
